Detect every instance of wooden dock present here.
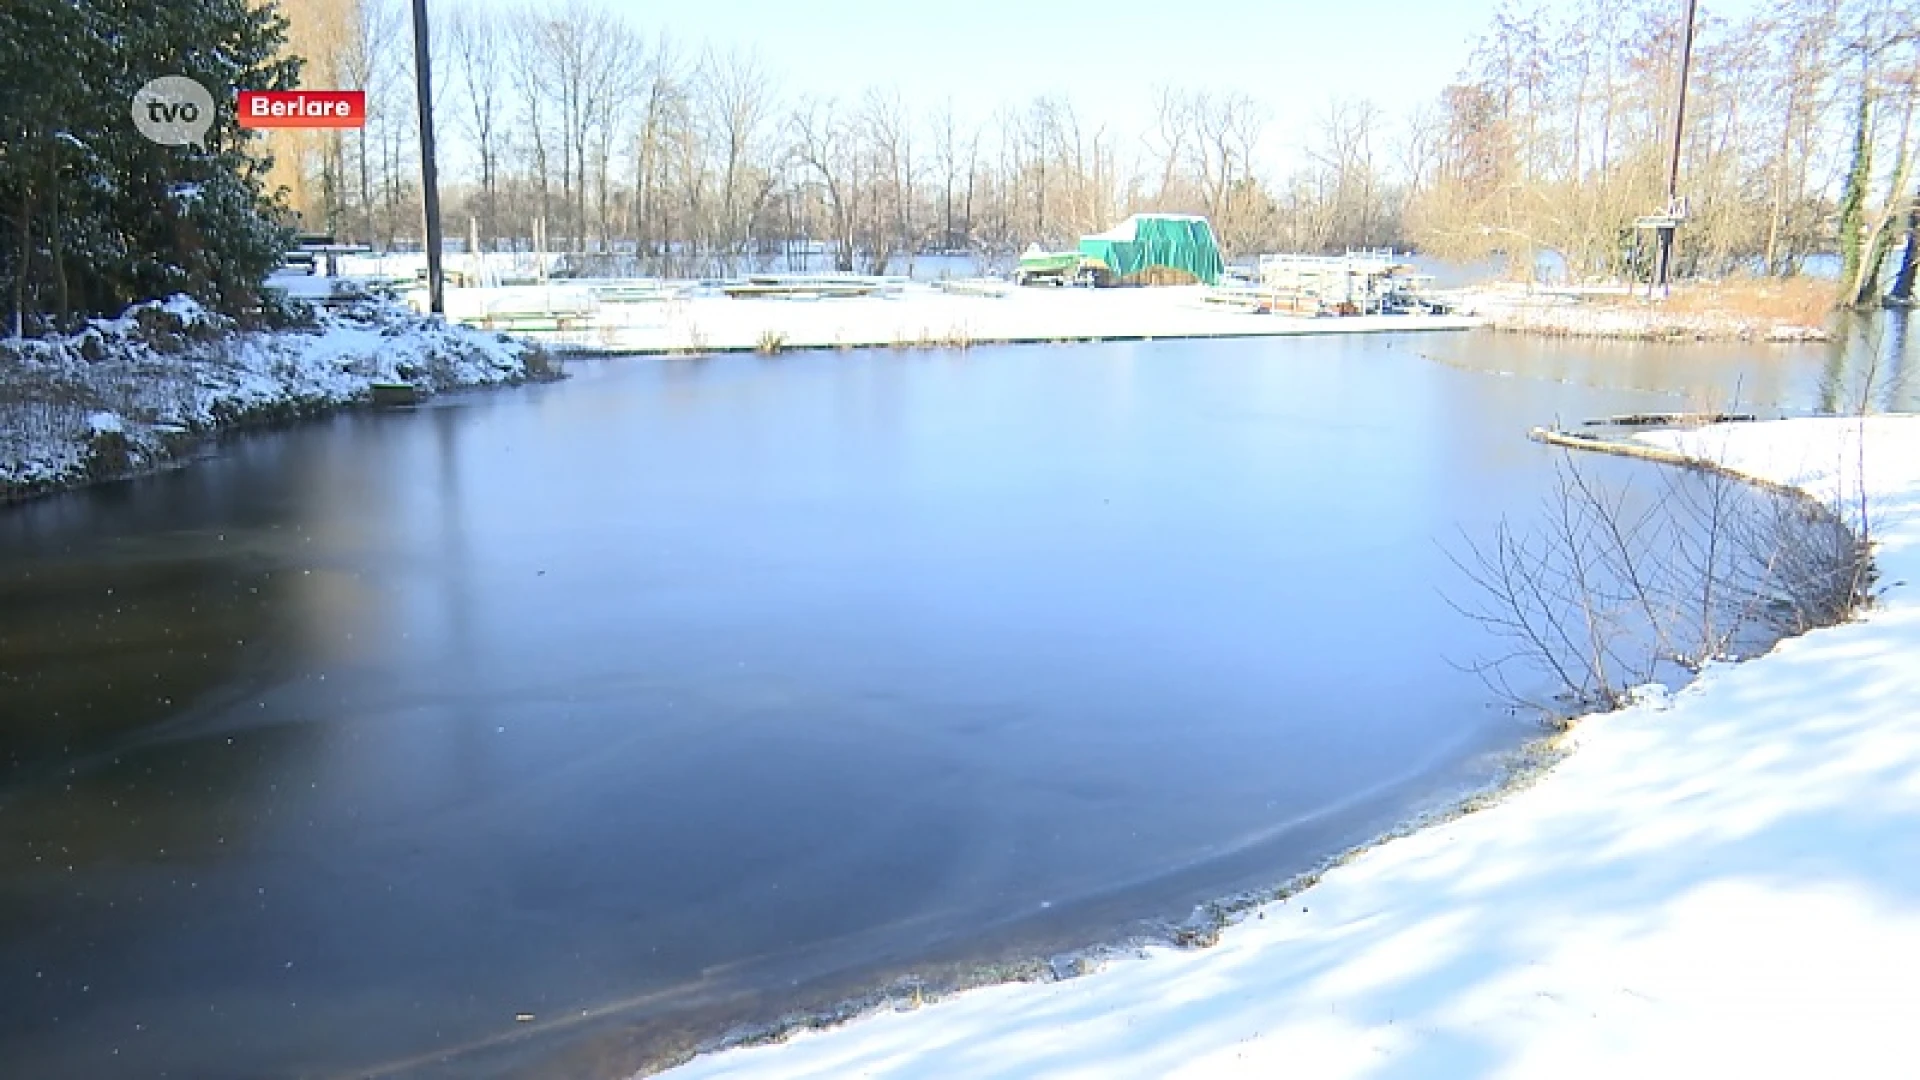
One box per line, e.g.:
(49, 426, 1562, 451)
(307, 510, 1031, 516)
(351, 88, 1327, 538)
(1579, 411, 1757, 428)
(722, 275, 900, 300)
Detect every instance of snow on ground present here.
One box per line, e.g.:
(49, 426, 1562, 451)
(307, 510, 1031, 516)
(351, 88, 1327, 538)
(1442, 283, 1830, 343)
(660, 415, 1920, 1079)
(478, 284, 1480, 353)
(1, 285, 550, 499)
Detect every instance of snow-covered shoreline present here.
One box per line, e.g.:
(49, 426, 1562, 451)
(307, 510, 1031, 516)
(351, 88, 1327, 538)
(657, 415, 1920, 1080)
(0, 294, 557, 502)
(1441, 283, 1833, 343)
(481, 283, 1481, 354)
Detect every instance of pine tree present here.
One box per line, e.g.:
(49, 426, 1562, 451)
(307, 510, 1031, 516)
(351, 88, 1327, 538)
(0, 0, 302, 330)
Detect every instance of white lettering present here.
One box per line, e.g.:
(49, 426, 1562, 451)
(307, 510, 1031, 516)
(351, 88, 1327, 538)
(238, 93, 361, 125)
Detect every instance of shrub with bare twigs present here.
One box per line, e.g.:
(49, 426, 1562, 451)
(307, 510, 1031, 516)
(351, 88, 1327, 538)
(1445, 451, 1870, 720)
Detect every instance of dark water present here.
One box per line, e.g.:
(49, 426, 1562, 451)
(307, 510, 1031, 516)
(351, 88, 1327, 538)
(0, 326, 1887, 1078)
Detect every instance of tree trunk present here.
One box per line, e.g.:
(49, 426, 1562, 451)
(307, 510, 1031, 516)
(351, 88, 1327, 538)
(51, 179, 67, 325)
(1765, 83, 1797, 276)
(1837, 89, 1873, 302)
(11, 183, 30, 337)
(963, 165, 974, 252)
(1892, 193, 1919, 303)
(357, 125, 373, 245)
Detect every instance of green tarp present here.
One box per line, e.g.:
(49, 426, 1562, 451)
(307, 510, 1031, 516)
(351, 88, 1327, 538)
(1077, 215, 1223, 285)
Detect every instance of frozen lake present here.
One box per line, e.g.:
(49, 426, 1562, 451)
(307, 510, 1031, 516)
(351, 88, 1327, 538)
(0, 327, 1878, 1077)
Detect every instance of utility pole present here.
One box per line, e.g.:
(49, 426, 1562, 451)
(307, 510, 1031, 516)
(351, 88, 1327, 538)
(1652, 0, 1699, 293)
(411, 0, 444, 315)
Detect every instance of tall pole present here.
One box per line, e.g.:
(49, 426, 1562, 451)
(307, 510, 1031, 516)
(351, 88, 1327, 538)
(411, 0, 444, 315)
(1655, 0, 1699, 292)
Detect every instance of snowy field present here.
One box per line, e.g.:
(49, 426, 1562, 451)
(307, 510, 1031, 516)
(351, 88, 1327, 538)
(1, 285, 549, 499)
(660, 415, 1920, 1079)
(410, 283, 1481, 353)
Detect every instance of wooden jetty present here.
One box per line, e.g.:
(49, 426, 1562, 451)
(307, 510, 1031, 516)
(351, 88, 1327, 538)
(932, 278, 1013, 298)
(1255, 251, 1444, 315)
(1580, 411, 1758, 428)
(723, 275, 886, 299)
(1201, 285, 1324, 315)
(1527, 425, 1818, 505)
(584, 280, 686, 304)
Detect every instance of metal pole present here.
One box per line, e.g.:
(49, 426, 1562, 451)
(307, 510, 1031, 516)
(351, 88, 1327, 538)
(1655, 0, 1699, 292)
(411, 0, 444, 315)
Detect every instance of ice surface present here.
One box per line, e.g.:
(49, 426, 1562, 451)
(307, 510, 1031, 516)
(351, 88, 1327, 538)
(663, 416, 1920, 1080)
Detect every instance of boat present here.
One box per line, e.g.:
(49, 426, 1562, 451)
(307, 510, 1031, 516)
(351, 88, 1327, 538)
(1012, 245, 1112, 287)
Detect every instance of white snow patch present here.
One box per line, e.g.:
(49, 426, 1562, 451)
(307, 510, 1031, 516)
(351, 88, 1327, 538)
(266, 270, 345, 301)
(568, 284, 1479, 354)
(660, 415, 1920, 1080)
(1440, 284, 1832, 343)
(157, 293, 214, 323)
(1621, 682, 1672, 710)
(3, 295, 548, 495)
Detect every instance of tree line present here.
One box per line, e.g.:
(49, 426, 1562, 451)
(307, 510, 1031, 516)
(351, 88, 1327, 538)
(1, 0, 299, 331)
(4, 0, 1917, 328)
(269, 0, 1917, 303)
(275, 0, 1371, 274)
(1409, 0, 1919, 303)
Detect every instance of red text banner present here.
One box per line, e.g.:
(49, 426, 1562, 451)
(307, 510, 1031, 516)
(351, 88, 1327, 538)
(237, 91, 366, 129)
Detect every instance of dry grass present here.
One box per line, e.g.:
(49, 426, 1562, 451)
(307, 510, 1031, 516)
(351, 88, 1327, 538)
(1659, 277, 1835, 327)
(901, 325, 974, 350)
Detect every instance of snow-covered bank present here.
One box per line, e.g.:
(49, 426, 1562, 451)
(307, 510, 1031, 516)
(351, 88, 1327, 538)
(520, 284, 1479, 353)
(660, 415, 1920, 1080)
(1, 293, 556, 501)
(1444, 282, 1832, 343)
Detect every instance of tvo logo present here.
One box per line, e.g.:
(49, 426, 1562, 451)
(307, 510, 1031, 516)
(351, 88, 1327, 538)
(133, 76, 215, 149)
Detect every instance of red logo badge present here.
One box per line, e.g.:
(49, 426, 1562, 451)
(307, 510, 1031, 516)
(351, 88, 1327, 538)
(237, 91, 366, 129)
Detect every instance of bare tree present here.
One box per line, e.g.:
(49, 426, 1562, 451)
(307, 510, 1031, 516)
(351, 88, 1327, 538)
(861, 88, 916, 273)
(630, 35, 685, 263)
(337, 0, 404, 245)
(505, 4, 556, 246)
(700, 49, 780, 269)
(932, 99, 962, 252)
(447, 2, 505, 248)
(1147, 86, 1194, 208)
(791, 98, 859, 272)
(1447, 448, 1870, 719)
(271, 0, 1915, 285)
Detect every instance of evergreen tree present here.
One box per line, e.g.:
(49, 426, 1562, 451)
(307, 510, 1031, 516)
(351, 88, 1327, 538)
(0, 0, 302, 330)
